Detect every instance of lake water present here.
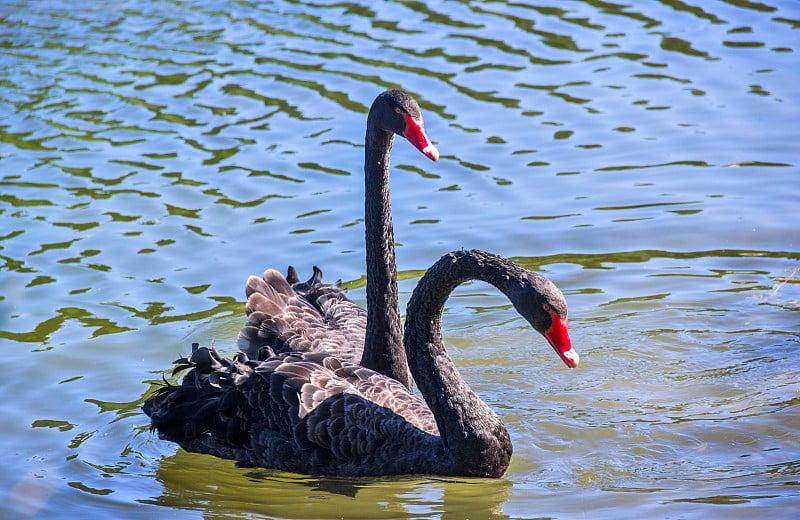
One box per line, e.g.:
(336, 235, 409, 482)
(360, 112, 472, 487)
(1, 0, 798, 518)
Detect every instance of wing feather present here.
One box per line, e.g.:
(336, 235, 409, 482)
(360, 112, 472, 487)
(237, 267, 367, 364)
(144, 347, 441, 474)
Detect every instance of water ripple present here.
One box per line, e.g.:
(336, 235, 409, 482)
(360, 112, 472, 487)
(2, 0, 799, 518)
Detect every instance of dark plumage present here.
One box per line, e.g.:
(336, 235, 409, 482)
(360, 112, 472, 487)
(236, 266, 367, 364)
(144, 250, 578, 477)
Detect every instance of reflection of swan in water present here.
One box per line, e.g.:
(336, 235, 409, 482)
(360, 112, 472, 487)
(144, 250, 578, 477)
(147, 448, 513, 518)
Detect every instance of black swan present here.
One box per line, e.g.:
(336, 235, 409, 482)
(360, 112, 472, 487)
(236, 90, 438, 389)
(143, 249, 578, 477)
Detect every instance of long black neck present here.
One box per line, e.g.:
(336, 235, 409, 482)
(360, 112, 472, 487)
(403, 250, 518, 477)
(360, 119, 412, 389)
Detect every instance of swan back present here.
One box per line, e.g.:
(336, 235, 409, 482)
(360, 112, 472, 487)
(236, 267, 367, 363)
(144, 346, 443, 476)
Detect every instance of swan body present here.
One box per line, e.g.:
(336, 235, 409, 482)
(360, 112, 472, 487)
(144, 250, 578, 477)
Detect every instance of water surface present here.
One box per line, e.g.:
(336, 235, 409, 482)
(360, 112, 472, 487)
(1, 1, 798, 518)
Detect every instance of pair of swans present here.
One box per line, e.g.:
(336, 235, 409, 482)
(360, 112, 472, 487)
(143, 90, 579, 478)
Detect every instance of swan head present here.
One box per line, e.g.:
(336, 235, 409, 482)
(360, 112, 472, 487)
(512, 274, 579, 369)
(370, 89, 439, 161)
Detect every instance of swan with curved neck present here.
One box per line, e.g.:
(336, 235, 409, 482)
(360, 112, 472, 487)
(144, 250, 578, 477)
(237, 90, 437, 389)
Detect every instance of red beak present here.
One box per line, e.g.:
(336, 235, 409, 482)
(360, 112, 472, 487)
(402, 113, 439, 161)
(544, 312, 579, 368)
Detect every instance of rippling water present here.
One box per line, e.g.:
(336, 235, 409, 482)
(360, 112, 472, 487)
(1, 0, 798, 518)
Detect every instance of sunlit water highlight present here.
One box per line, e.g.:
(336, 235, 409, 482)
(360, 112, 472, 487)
(1, 1, 798, 518)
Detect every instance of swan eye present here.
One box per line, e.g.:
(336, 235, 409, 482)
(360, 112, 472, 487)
(395, 107, 402, 115)
(542, 303, 551, 312)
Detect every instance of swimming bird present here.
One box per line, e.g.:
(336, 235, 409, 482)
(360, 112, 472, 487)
(144, 249, 578, 477)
